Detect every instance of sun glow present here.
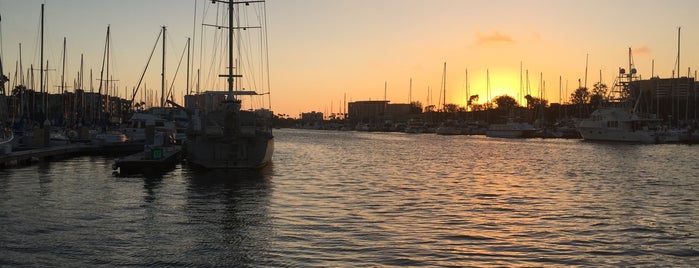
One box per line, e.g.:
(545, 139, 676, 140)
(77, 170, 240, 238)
(464, 76, 522, 105)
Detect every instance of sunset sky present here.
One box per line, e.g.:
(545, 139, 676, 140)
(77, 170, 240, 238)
(1, 0, 698, 117)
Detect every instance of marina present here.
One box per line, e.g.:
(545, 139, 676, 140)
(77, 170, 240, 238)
(0, 0, 274, 172)
(1, 1, 699, 267)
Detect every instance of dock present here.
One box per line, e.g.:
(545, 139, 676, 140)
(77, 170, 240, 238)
(0, 143, 146, 168)
(0, 144, 94, 167)
(112, 145, 182, 175)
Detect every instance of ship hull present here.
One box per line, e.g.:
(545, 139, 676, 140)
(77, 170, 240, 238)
(486, 129, 531, 138)
(577, 126, 658, 143)
(185, 135, 273, 169)
(485, 122, 536, 138)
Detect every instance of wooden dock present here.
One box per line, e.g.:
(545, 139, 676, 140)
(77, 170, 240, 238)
(112, 146, 182, 175)
(0, 144, 93, 167)
(0, 143, 145, 168)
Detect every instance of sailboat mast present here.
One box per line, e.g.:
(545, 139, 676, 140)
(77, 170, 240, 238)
(384, 81, 387, 101)
(584, 53, 588, 89)
(442, 62, 446, 110)
(676, 27, 680, 78)
(45, 60, 49, 121)
(0, 11, 8, 97)
(161, 26, 166, 107)
(79, 54, 83, 90)
(0, 51, 5, 97)
(465, 68, 469, 109)
(19, 43, 24, 86)
(486, 69, 490, 103)
(90, 69, 93, 121)
(106, 26, 111, 116)
(186, 37, 190, 95)
(61, 37, 66, 93)
(427, 86, 430, 107)
(97, 28, 105, 122)
(409, 78, 412, 104)
(40, 4, 45, 121)
(519, 62, 523, 104)
(539, 72, 543, 98)
(558, 75, 563, 104)
(228, 0, 235, 99)
(61, 37, 67, 124)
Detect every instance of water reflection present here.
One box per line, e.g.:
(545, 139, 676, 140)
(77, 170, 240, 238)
(142, 176, 163, 204)
(2, 130, 698, 266)
(180, 165, 276, 266)
(37, 162, 55, 197)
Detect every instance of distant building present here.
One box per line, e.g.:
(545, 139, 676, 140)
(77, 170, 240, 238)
(347, 100, 388, 122)
(630, 77, 698, 123)
(385, 103, 412, 120)
(301, 111, 323, 122)
(347, 100, 415, 122)
(184, 91, 227, 114)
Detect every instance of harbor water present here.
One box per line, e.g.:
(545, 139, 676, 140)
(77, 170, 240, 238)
(1, 129, 698, 267)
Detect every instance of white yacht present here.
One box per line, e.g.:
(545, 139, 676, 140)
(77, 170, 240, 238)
(577, 48, 666, 143)
(577, 107, 662, 143)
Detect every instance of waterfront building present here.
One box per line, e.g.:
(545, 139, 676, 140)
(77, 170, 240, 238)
(301, 111, 323, 122)
(629, 77, 699, 125)
(347, 100, 413, 123)
(347, 100, 388, 123)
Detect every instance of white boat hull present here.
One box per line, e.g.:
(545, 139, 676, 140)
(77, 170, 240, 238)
(577, 126, 658, 143)
(577, 107, 663, 143)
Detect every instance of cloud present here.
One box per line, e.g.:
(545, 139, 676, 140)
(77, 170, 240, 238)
(476, 31, 515, 46)
(633, 46, 651, 56)
(530, 32, 542, 41)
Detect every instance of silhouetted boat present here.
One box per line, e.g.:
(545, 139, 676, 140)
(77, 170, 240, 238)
(577, 107, 662, 143)
(435, 120, 463, 135)
(120, 112, 177, 144)
(0, 129, 14, 155)
(486, 120, 536, 138)
(577, 48, 663, 143)
(179, 0, 273, 169)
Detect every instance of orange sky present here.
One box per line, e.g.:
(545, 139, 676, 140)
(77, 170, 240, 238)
(2, 0, 699, 118)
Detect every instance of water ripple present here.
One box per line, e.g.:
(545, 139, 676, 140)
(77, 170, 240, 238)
(1, 129, 699, 266)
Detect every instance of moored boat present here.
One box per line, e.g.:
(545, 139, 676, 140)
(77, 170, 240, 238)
(577, 48, 665, 143)
(179, 0, 273, 169)
(182, 98, 274, 169)
(120, 112, 177, 144)
(486, 121, 537, 138)
(577, 107, 662, 143)
(0, 128, 14, 155)
(435, 120, 463, 135)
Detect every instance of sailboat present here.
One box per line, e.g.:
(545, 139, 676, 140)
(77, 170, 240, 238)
(176, 0, 273, 169)
(0, 43, 11, 153)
